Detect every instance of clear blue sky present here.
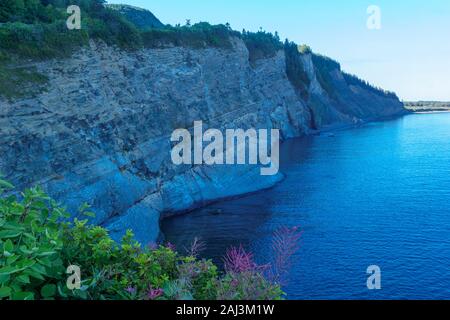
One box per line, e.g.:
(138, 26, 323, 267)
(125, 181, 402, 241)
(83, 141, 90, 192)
(108, 0, 450, 101)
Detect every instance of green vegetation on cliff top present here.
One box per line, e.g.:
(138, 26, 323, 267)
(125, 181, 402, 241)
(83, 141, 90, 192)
(0, 0, 397, 101)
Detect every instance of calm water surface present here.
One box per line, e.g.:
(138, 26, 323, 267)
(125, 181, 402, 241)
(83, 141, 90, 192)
(162, 113, 450, 299)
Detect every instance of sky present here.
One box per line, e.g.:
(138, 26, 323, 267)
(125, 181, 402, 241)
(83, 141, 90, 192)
(108, 0, 450, 101)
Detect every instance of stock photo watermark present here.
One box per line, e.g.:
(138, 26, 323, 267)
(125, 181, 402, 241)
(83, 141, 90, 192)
(367, 265, 382, 290)
(367, 5, 382, 30)
(66, 5, 81, 30)
(66, 265, 81, 290)
(170, 121, 280, 176)
(64, 4, 382, 31)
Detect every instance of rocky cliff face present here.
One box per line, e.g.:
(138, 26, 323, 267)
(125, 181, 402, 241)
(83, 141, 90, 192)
(0, 38, 405, 244)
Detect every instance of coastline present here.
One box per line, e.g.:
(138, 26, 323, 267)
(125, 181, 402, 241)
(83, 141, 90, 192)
(404, 102, 450, 114)
(1, 39, 407, 246)
(157, 110, 410, 240)
(411, 110, 450, 114)
(162, 111, 450, 300)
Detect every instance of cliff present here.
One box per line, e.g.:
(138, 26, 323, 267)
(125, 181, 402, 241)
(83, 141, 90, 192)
(0, 38, 405, 244)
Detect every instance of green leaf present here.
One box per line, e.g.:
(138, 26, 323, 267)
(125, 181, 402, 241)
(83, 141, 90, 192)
(0, 230, 22, 239)
(0, 266, 21, 276)
(16, 259, 35, 269)
(0, 274, 10, 285)
(78, 202, 91, 213)
(41, 284, 56, 298)
(16, 275, 30, 284)
(19, 246, 33, 255)
(24, 270, 45, 281)
(36, 251, 57, 258)
(83, 211, 96, 218)
(2, 222, 26, 231)
(74, 289, 88, 300)
(0, 180, 14, 190)
(4, 239, 14, 253)
(22, 233, 36, 241)
(6, 255, 19, 265)
(11, 291, 34, 300)
(57, 283, 68, 298)
(0, 286, 12, 298)
(30, 264, 46, 275)
(37, 257, 51, 268)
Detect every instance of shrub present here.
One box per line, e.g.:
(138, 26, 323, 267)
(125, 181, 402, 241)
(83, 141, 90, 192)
(0, 65, 49, 99)
(242, 30, 282, 63)
(0, 179, 286, 300)
(343, 72, 398, 99)
(217, 271, 284, 300)
(308, 54, 340, 99)
(223, 246, 259, 274)
(84, 8, 142, 49)
(218, 245, 283, 300)
(0, 0, 63, 24)
(269, 226, 303, 285)
(0, 3, 236, 61)
(0, 182, 68, 300)
(0, 1, 138, 59)
(0, 21, 89, 59)
(141, 23, 236, 49)
(298, 44, 312, 55)
(284, 40, 311, 99)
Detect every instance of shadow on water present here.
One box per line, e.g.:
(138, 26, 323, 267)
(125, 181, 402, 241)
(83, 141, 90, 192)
(161, 136, 316, 266)
(162, 114, 450, 299)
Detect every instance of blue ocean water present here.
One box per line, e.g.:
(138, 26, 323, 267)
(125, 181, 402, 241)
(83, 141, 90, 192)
(162, 113, 450, 299)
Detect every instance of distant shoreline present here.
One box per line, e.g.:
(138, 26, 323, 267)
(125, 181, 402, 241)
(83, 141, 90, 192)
(404, 101, 450, 113)
(413, 110, 450, 114)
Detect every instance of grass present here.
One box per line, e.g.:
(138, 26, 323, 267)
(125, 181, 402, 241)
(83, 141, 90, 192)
(0, 22, 89, 59)
(141, 23, 237, 49)
(0, 64, 49, 100)
(242, 30, 283, 64)
(0, 20, 91, 100)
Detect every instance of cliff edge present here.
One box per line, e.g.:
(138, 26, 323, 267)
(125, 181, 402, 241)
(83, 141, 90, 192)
(0, 36, 406, 244)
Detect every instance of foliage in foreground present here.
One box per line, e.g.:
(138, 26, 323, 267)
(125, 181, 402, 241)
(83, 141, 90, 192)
(0, 179, 300, 300)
